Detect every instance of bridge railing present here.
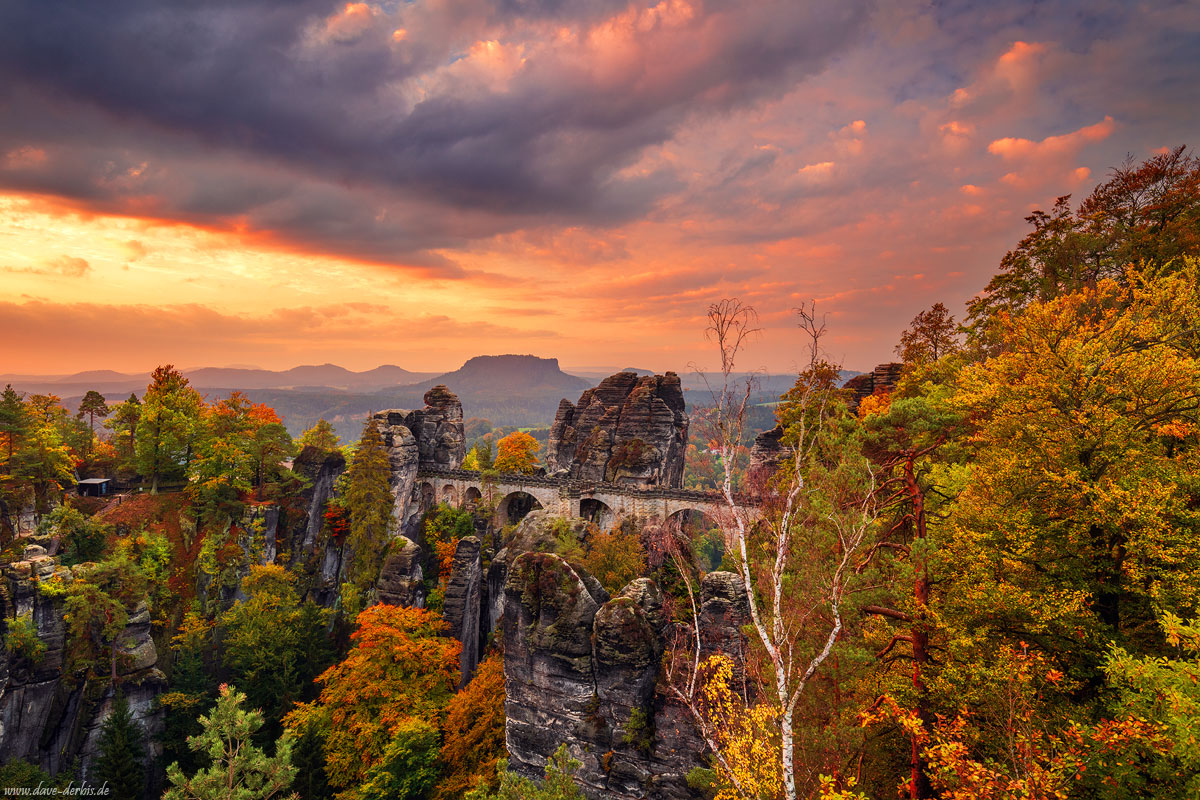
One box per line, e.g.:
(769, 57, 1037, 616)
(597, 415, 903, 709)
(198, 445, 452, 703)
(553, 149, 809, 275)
(415, 466, 757, 506)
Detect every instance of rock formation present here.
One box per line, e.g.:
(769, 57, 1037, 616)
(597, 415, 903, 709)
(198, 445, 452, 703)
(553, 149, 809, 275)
(291, 445, 347, 556)
(373, 385, 467, 536)
(375, 537, 426, 608)
(0, 546, 165, 785)
(373, 385, 466, 472)
(502, 552, 611, 788)
(748, 424, 786, 486)
(441, 536, 483, 686)
(371, 413, 421, 533)
(843, 362, 904, 411)
(502, 545, 751, 799)
(749, 362, 906, 477)
(546, 372, 688, 488)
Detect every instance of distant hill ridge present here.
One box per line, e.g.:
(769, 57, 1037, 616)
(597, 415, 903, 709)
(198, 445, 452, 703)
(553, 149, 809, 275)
(412, 354, 591, 394)
(0, 363, 439, 394)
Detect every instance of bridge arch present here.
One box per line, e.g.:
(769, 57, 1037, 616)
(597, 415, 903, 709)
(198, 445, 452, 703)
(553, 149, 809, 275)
(496, 490, 544, 526)
(666, 506, 722, 531)
(579, 498, 615, 529)
(417, 481, 436, 513)
(464, 486, 482, 508)
(441, 483, 458, 506)
(667, 507, 726, 571)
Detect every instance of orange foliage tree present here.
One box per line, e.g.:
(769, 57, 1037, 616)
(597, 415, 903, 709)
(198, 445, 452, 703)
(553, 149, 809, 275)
(861, 644, 1168, 800)
(436, 652, 507, 799)
(493, 431, 540, 474)
(285, 604, 460, 799)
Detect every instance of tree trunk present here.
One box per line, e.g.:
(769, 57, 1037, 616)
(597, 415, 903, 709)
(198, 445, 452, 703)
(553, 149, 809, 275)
(781, 703, 796, 800)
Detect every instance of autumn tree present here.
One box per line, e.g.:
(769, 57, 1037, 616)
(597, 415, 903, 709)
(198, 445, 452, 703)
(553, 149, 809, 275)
(436, 652, 507, 799)
(1079, 144, 1200, 271)
(105, 393, 141, 467)
(967, 146, 1200, 326)
(493, 431, 540, 474)
(895, 303, 961, 365)
(136, 366, 204, 493)
(949, 262, 1200, 681)
(1106, 613, 1200, 796)
(462, 441, 494, 471)
(189, 392, 295, 513)
(285, 604, 460, 800)
(51, 546, 150, 681)
(299, 419, 340, 452)
(10, 394, 75, 513)
(164, 683, 297, 800)
(580, 526, 647, 595)
(862, 644, 1169, 800)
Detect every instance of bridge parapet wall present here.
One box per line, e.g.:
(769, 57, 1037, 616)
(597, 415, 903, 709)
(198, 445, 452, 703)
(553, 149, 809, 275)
(414, 467, 754, 526)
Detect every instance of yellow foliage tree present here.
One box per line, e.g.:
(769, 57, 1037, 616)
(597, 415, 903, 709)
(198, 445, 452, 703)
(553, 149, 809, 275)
(948, 263, 1200, 671)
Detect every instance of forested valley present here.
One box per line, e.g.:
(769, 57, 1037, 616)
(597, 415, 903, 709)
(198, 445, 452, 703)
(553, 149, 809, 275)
(0, 147, 1199, 800)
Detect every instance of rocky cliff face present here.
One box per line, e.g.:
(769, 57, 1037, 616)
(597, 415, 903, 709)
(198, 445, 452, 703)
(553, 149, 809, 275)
(371, 413, 421, 534)
(502, 540, 750, 799)
(441, 536, 484, 687)
(748, 424, 786, 486)
(373, 385, 466, 537)
(546, 372, 688, 488)
(375, 537, 426, 608)
(291, 444, 347, 554)
(0, 545, 164, 788)
(843, 362, 903, 411)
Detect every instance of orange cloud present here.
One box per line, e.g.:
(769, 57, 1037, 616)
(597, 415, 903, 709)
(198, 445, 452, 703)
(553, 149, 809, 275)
(796, 161, 836, 182)
(995, 41, 1048, 90)
(988, 116, 1115, 160)
(320, 3, 375, 43)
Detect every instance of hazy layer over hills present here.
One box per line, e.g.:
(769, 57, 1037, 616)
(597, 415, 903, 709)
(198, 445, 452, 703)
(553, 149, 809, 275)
(0, 363, 439, 396)
(0, 356, 844, 442)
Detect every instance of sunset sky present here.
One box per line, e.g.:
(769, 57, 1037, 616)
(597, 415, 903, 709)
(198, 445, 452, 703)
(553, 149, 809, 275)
(1, 0, 1197, 376)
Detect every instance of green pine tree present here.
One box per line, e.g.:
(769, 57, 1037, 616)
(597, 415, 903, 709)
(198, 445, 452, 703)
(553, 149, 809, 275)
(94, 692, 146, 800)
(290, 724, 331, 800)
(163, 684, 296, 800)
(159, 614, 215, 780)
(0, 384, 27, 465)
(77, 390, 110, 452)
(342, 419, 394, 592)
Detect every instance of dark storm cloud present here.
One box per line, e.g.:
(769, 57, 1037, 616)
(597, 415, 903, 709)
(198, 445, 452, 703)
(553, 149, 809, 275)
(0, 0, 872, 267)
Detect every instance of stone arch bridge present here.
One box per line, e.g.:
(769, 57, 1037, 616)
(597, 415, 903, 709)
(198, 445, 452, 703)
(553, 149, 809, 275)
(414, 467, 751, 529)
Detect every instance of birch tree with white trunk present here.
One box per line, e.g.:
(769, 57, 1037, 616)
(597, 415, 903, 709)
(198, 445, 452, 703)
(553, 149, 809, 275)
(667, 299, 879, 800)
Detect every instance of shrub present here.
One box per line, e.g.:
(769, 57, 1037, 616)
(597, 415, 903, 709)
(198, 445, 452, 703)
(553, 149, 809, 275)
(4, 613, 45, 663)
